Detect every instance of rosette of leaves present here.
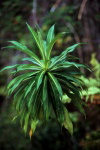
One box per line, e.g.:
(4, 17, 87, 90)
(0, 24, 88, 136)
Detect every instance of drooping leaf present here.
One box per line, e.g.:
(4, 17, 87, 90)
(0, 64, 18, 73)
(67, 92, 85, 116)
(35, 71, 45, 90)
(42, 76, 50, 120)
(49, 79, 65, 123)
(63, 107, 73, 135)
(48, 72, 63, 97)
(23, 112, 30, 133)
(29, 119, 39, 138)
(24, 79, 35, 98)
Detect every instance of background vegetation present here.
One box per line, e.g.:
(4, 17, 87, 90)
(0, 0, 100, 150)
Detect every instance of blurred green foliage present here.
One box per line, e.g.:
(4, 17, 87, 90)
(0, 0, 33, 46)
(0, 103, 83, 150)
(80, 53, 100, 102)
(43, 5, 78, 30)
(0, 106, 32, 150)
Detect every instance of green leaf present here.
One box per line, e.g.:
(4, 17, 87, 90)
(42, 76, 50, 120)
(0, 64, 18, 73)
(43, 40, 47, 57)
(16, 64, 41, 72)
(29, 119, 39, 138)
(49, 79, 64, 123)
(60, 62, 90, 71)
(28, 89, 36, 108)
(47, 32, 65, 59)
(62, 94, 71, 104)
(35, 71, 45, 90)
(22, 58, 42, 67)
(20, 109, 26, 127)
(24, 79, 35, 98)
(31, 87, 42, 119)
(7, 72, 36, 94)
(7, 41, 42, 66)
(49, 43, 81, 68)
(50, 55, 65, 69)
(26, 23, 45, 59)
(23, 112, 30, 133)
(50, 62, 72, 71)
(67, 92, 85, 116)
(53, 72, 82, 88)
(13, 84, 26, 103)
(48, 72, 63, 97)
(63, 107, 73, 135)
(37, 30, 46, 58)
(47, 25, 55, 43)
(64, 43, 81, 53)
(15, 92, 25, 111)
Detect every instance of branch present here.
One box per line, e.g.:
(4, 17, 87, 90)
(50, 0, 62, 12)
(66, 23, 83, 63)
(66, 23, 84, 72)
(78, 0, 88, 20)
(30, 0, 37, 26)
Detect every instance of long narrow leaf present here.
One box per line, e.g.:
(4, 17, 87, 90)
(35, 71, 45, 90)
(63, 107, 73, 135)
(0, 64, 19, 73)
(47, 32, 65, 59)
(26, 23, 45, 59)
(42, 76, 50, 120)
(48, 72, 63, 97)
(7, 41, 42, 66)
(47, 25, 55, 43)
